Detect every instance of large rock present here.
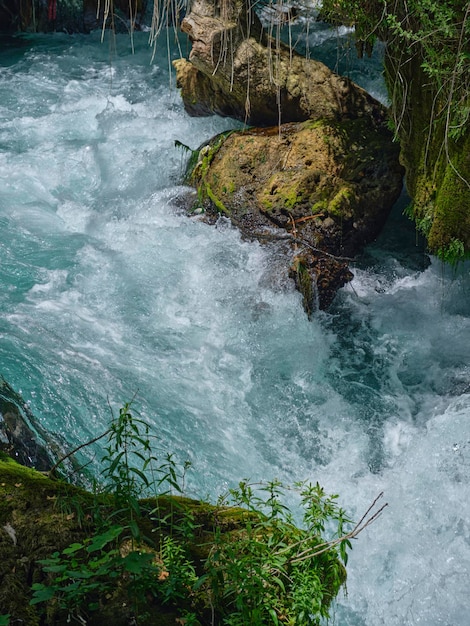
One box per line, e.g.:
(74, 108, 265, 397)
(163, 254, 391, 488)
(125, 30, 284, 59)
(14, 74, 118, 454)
(187, 117, 404, 312)
(174, 0, 388, 127)
(0, 456, 346, 624)
(174, 0, 404, 312)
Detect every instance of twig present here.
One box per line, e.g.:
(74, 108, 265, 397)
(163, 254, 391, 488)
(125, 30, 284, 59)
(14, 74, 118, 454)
(290, 236, 355, 262)
(48, 428, 111, 479)
(288, 213, 324, 226)
(271, 492, 387, 567)
(290, 493, 388, 564)
(242, 227, 354, 263)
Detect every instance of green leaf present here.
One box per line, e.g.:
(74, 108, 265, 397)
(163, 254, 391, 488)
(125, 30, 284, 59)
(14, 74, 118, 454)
(30, 584, 56, 604)
(193, 574, 208, 591)
(129, 518, 141, 540)
(62, 543, 84, 555)
(86, 526, 123, 553)
(271, 575, 286, 594)
(65, 568, 94, 579)
(37, 552, 60, 564)
(122, 551, 154, 574)
(129, 496, 142, 517)
(129, 466, 150, 485)
(174, 139, 193, 152)
(131, 450, 147, 462)
(42, 563, 67, 573)
(107, 450, 126, 475)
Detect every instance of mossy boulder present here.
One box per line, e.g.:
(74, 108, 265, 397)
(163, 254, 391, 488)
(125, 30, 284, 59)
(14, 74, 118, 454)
(187, 117, 403, 312)
(381, 48, 470, 263)
(319, 0, 470, 263)
(0, 455, 346, 624)
(0, 454, 91, 624)
(428, 133, 470, 256)
(0, 455, 240, 624)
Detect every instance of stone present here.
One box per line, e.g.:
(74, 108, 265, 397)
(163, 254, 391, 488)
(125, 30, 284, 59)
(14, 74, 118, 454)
(175, 0, 404, 311)
(187, 118, 403, 311)
(175, 0, 389, 127)
(0, 378, 54, 471)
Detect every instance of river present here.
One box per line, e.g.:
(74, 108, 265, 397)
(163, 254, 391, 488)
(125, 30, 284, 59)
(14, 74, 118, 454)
(1, 27, 469, 625)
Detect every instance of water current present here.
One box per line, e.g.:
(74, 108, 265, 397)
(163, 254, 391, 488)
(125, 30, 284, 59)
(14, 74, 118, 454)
(1, 26, 470, 625)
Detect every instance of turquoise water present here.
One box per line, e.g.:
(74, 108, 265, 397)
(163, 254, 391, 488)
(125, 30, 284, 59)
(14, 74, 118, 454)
(1, 29, 470, 625)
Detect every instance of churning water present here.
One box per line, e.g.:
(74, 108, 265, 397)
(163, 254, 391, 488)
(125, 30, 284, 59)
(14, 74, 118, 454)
(1, 28, 470, 625)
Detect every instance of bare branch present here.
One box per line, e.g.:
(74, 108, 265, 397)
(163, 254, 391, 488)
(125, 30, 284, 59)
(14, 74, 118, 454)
(48, 428, 111, 480)
(288, 493, 388, 565)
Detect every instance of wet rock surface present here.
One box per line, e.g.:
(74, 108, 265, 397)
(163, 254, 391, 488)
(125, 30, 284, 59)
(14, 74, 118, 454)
(187, 118, 404, 312)
(175, 0, 404, 312)
(0, 377, 53, 470)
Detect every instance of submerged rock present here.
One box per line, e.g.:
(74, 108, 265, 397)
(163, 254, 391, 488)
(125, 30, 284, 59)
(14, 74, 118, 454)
(187, 118, 403, 312)
(0, 377, 54, 471)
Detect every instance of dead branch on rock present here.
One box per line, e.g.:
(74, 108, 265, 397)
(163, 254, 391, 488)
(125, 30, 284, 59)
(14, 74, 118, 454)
(279, 492, 388, 565)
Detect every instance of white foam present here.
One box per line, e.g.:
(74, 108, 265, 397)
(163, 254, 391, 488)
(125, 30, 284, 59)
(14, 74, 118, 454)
(1, 32, 470, 626)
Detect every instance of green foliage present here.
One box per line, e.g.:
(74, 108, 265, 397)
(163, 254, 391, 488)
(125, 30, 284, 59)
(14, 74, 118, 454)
(0, 616, 10, 626)
(403, 203, 433, 238)
(28, 402, 361, 625)
(322, 0, 469, 116)
(100, 403, 156, 541)
(319, 0, 381, 48)
(384, 0, 470, 129)
(30, 526, 124, 613)
(321, 0, 470, 258)
(157, 536, 198, 604)
(185, 131, 237, 214)
(437, 238, 469, 266)
(30, 402, 195, 624)
(203, 480, 349, 625)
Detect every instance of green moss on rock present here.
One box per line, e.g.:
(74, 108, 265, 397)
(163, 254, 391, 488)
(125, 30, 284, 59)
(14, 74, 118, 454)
(381, 22, 470, 263)
(428, 134, 470, 260)
(327, 186, 357, 218)
(185, 116, 402, 311)
(0, 455, 93, 623)
(0, 456, 347, 625)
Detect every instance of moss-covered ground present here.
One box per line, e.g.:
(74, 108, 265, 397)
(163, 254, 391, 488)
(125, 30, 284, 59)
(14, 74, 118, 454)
(1, 454, 347, 625)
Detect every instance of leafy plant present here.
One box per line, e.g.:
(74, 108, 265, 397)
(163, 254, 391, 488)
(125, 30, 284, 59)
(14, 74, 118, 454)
(437, 237, 469, 266)
(157, 535, 198, 604)
(29, 402, 385, 625)
(31, 525, 125, 614)
(30, 402, 196, 624)
(202, 480, 386, 625)
(100, 403, 157, 542)
(320, 0, 470, 259)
